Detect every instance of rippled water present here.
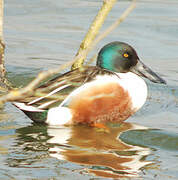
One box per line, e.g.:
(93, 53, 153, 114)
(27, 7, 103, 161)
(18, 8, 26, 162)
(1, 0, 178, 179)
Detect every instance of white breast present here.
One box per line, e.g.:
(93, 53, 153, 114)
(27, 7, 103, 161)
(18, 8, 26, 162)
(116, 72, 148, 111)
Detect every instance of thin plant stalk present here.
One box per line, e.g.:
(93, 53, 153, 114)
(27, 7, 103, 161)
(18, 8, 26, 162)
(71, 0, 117, 70)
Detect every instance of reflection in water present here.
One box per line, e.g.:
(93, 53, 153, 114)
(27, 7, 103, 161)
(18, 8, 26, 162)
(10, 122, 178, 179)
(11, 123, 152, 178)
(47, 123, 151, 178)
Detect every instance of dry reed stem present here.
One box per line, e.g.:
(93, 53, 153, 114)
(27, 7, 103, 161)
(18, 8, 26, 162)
(0, 0, 3, 38)
(0, 0, 10, 90)
(0, 0, 136, 105)
(71, 0, 117, 70)
(0, 0, 5, 79)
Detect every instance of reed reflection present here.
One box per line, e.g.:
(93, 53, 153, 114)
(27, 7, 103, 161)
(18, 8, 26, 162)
(47, 122, 152, 178)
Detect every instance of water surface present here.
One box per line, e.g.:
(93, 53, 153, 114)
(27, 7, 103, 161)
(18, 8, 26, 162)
(1, 0, 178, 179)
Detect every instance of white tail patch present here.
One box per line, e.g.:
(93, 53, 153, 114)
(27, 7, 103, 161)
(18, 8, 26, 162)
(46, 107, 72, 126)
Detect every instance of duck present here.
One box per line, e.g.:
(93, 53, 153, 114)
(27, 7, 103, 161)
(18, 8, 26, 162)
(13, 41, 166, 126)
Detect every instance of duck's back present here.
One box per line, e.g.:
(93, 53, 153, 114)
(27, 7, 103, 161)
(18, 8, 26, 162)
(13, 66, 114, 123)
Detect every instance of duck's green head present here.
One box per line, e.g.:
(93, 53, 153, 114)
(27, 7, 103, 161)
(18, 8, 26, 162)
(97, 41, 166, 84)
(97, 41, 138, 73)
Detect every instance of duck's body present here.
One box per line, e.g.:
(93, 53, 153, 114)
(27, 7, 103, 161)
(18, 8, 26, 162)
(13, 42, 166, 126)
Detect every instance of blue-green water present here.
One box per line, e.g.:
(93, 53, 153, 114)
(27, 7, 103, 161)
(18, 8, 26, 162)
(1, 0, 178, 179)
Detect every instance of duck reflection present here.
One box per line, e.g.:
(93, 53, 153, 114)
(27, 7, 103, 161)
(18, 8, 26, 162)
(47, 122, 152, 178)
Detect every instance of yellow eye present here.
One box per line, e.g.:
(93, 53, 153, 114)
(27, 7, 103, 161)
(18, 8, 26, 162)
(123, 53, 129, 58)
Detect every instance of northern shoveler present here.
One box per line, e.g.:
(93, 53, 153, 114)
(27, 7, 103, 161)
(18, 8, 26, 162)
(13, 41, 166, 126)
